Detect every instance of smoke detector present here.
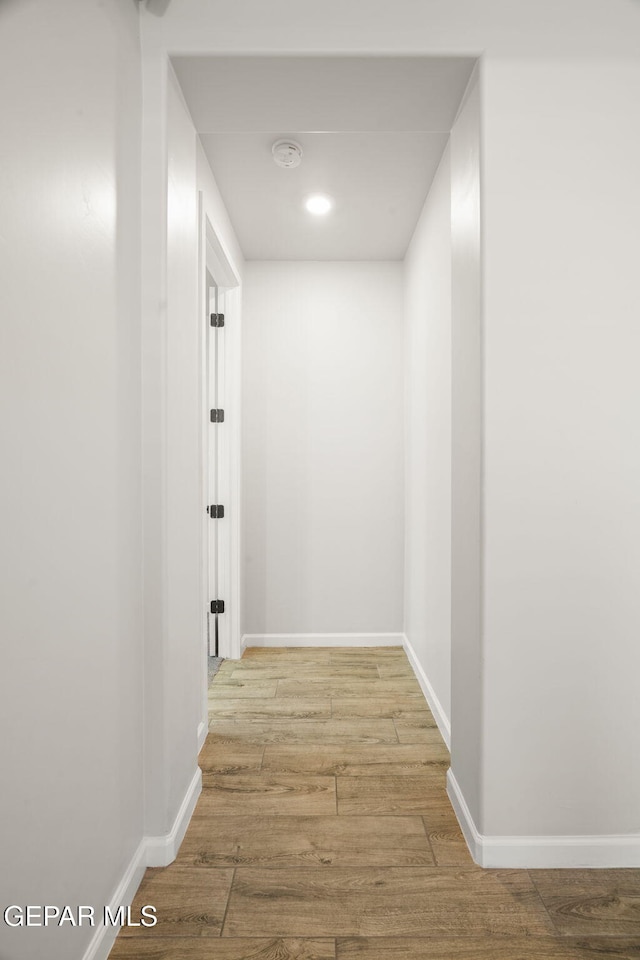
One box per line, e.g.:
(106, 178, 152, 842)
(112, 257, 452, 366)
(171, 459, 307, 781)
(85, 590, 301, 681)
(272, 140, 303, 169)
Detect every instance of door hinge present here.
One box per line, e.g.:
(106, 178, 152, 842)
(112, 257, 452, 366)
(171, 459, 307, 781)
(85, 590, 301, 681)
(207, 504, 225, 518)
(210, 408, 225, 423)
(210, 599, 225, 614)
(210, 313, 225, 327)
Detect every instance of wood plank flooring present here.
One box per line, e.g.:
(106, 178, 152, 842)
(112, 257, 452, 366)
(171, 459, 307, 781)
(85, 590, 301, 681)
(110, 646, 640, 959)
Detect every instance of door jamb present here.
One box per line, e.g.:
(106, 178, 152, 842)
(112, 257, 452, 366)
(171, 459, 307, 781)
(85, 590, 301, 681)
(198, 192, 242, 747)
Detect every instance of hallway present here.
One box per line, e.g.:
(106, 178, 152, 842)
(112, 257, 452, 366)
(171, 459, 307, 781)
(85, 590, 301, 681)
(110, 647, 640, 958)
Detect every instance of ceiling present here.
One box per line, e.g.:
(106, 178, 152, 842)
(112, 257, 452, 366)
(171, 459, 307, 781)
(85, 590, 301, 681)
(171, 56, 475, 260)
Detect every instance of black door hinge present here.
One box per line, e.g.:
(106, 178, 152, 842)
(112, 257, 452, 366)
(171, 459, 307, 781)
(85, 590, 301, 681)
(210, 313, 225, 327)
(210, 408, 225, 423)
(210, 600, 225, 614)
(207, 504, 225, 518)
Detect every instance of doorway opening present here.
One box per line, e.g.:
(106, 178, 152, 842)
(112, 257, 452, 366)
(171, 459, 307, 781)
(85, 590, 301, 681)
(181, 54, 480, 758)
(200, 204, 242, 722)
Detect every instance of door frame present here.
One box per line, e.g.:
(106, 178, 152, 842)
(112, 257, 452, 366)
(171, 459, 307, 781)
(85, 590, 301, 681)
(198, 192, 242, 731)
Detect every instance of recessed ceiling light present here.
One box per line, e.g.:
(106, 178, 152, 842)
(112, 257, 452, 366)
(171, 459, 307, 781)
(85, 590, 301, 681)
(305, 194, 333, 216)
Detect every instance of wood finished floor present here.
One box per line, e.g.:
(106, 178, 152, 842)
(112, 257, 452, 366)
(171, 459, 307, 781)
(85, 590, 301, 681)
(110, 647, 640, 959)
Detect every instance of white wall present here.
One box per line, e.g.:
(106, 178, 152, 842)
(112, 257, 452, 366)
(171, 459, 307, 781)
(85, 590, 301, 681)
(242, 262, 404, 637)
(480, 58, 640, 842)
(152, 0, 640, 59)
(139, 56, 202, 842)
(404, 145, 452, 730)
(0, 2, 144, 958)
(196, 139, 245, 280)
(164, 67, 202, 822)
(141, 60, 246, 840)
(140, 49, 246, 839)
(448, 69, 484, 833)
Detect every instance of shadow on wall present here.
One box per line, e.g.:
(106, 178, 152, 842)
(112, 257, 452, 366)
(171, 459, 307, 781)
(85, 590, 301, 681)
(144, 0, 173, 17)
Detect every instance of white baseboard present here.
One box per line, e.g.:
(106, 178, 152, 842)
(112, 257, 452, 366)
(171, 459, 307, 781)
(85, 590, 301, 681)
(197, 718, 207, 752)
(446, 769, 482, 864)
(82, 766, 202, 958)
(145, 766, 202, 867)
(241, 632, 405, 649)
(82, 840, 147, 960)
(402, 634, 451, 750)
(447, 769, 640, 868)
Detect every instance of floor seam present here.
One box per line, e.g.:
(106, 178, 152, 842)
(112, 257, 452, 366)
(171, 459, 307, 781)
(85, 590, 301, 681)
(219, 866, 236, 937)
(527, 868, 565, 936)
(420, 814, 438, 866)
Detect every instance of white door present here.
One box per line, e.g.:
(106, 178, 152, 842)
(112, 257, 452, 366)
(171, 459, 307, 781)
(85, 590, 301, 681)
(207, 282, 228, 655)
